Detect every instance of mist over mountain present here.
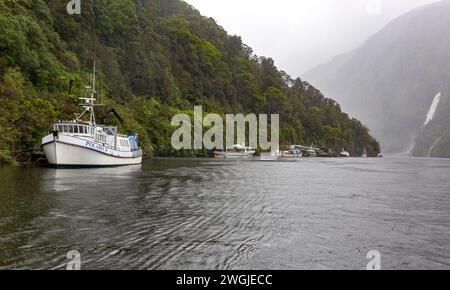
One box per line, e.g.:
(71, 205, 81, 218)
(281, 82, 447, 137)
(304, 0, 450, 156)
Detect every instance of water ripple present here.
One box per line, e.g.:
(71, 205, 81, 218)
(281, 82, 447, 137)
(0, 157, 449, 269)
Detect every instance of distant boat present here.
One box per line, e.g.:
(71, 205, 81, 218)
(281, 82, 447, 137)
(319, 147, 337, 157)
(214, 144, 255, 159)
(213, 148, 226, 158)
(41, 62, 143, 167)
(362, 148, 368, 158)
(290, 145, 317, 157)
(260, 150, 281, 161)
(304, 149, 317, 157)
(282, 149, 302, 158)
(340, 148, 350, 157)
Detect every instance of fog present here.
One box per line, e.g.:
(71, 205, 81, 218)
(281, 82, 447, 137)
(185, 0, 439, 76)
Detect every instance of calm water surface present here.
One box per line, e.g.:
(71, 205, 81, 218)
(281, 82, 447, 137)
(0, 157, 449, 269)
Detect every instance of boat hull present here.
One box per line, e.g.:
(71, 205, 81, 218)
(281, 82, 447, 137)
(42, 135, 142, 167)
(223, 153, 254, 159)
(214, 151, 254, 159)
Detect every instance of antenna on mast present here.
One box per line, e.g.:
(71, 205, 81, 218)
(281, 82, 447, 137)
(92, 60, 96, 96)
(76, 60, 98, 126)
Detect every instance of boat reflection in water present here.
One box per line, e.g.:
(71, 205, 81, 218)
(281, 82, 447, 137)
(42, 164, 143, 193)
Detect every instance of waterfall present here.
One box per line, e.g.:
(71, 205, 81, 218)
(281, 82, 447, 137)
(405, 134, 417, 155)
(424, 92, 441, 126)
(405, 92, 442, 155)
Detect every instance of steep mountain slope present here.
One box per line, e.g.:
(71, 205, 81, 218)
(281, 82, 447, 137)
(413, 92, 450, 157)
(0, 0, 379, 164)
(304, 0, 450, 155)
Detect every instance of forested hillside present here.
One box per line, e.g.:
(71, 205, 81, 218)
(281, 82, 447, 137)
(0, 0, 379, 164)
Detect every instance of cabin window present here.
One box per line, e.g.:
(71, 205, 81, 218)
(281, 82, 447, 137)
(63, 125, 68, 132)
(74, 126, 79, 134)
(58, 125, 63, 132)
(68, 126, 73, 133)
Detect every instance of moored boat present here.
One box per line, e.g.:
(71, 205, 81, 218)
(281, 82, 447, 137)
(282, 149, 303, 158)
(214, 144, 255, 159)
(41, 62, 143, 167)
(340, 148, 350, 157)
(260, 150, 281, 161)
(304, 149, 317, 157)
(362, 148, 368, 158)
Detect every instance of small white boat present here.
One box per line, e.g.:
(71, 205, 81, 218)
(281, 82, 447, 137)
(214, 144, 255, 159)
(362, 148, 368, 158)
(340, 148, 350, 157)
(282, 149, 303, 158)
(260, 150, 281, 161)
(305, 149, 317, 157)
(41, 62, 143, 167)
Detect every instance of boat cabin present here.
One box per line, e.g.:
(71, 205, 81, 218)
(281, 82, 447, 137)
(226, 144, 255, 153)
(53, 122, 139, 152)
(54, 123, 94, 136)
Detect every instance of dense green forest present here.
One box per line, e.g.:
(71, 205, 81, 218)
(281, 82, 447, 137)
(0, 0, 379, 164)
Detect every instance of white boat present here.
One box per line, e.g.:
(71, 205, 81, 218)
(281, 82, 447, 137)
(305, 149, 317, 157)
(290, 145, 318, 157)
(214, 144, 255, 159)
(260, 151, 281, 161)
(340, 148, 350, 157)
(362, 148, 368, 158)
(282, 149, 303, 158)
(41, 62, 143, 167)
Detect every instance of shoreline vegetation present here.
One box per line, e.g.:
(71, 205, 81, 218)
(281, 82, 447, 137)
(0, 0, 379, 166)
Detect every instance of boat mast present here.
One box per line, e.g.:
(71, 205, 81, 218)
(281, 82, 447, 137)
(89, 60, 96, 125)
(76, 61, 97, 126)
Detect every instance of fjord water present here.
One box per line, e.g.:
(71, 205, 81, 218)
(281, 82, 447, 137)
(0, 157, 449, 270)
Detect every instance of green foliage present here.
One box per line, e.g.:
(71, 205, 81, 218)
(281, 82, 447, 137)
(0, 67, 56, 164)
(0, 0, 380, 164)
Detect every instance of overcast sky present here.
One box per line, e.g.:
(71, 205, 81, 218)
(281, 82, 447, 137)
(184, 0, 439, 77)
